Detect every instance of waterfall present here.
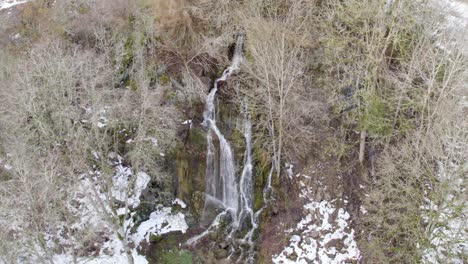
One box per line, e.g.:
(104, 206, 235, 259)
(187, 34, 274, 263)
(236, 109, 253, 229)
(202, 34, 244, 221)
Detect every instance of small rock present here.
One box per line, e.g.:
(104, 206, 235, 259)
(325, 238, 342, 250)
(330, 209, 339, 222)
(335, 240, 345, 251)
(310, 230, 320, 239)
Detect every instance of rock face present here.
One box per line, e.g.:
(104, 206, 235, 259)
(175, 125, 207, 219)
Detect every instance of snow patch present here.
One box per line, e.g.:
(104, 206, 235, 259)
(111, 166, 151, 209)
(52, 233, 148, 264)
(0, 0, 28, 10)
(173, 198, 187, 209)
(421, 160, 467, 263)
(48, 170, 150, 263)
(432, 0, 468, 53)
(273, 200, 360, 264)
(131, 206, 188, 247)
(285, 163, 294, 179)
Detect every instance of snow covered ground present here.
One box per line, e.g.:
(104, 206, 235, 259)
(439, 0, 468, 28)
(421, 158, 467, 262)
(434, 0, 468, 53)
(130, 206, 188, 247)
(0, 0, 28, 10)
(11, 153, 189, 264)
(272, 174, 361, 264)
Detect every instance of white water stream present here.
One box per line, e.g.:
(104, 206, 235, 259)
(186, 34, 273, 263)
(202, 34, 244, 222)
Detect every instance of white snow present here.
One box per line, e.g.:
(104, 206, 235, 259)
(46, 170, 150, 264)
(432, 0, 468, 53)
(272, 200, 361, 264)
(97, 121, 107, 128)
(0, 0, 28, 10)
(359, 206, 368, 215)
(88, 107, 111, 128)
(285, 163, 294, 179)
(439, 0, 468, 28)
(273, 173, 360, 264)
(173, 198, 187, 208)
(131, 206, 188, 247)
(52, 233, 148, 264)
(69, 174, 112, 230)
(111, 166, 151, 209)
(10, 33, 21, 41)
(421, 160, 467, 263)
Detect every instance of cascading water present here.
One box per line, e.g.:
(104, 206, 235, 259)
(202, 34, 244, 222)
(187, 34, 274, 263)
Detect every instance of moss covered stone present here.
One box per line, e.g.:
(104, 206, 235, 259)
(173, 126, 207, 221)
(148, 232, 199, 264)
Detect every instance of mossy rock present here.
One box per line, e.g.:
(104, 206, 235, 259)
(190, 191, 205, 220)
(175, 127, 207, 203)
(169, 125, 207, 222)
(147, 232, 195, 263)
(160, 250, 194, 264)
(228, 127, 246, 163)
(147, 231, 202, 264)
(252, 142, 271, 212)
(149, 234, 163, 243)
